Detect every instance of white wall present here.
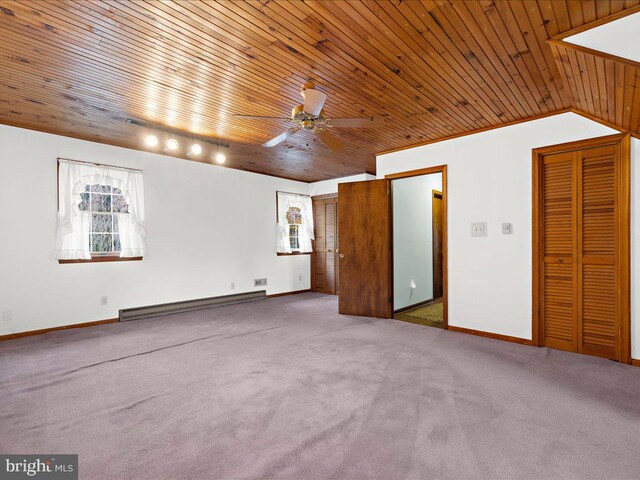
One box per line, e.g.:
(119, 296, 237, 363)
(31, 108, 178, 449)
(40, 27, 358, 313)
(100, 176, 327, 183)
(392, 173, 442, 310)
(378, 113, 640, 358)
(565, 12, 640, 62)
(309, 173, 376, 196)
(0, 125, 310, 335)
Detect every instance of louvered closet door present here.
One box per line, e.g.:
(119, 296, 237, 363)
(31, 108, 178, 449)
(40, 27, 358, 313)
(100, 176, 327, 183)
(312, 200, 327, 292)
(537, 135, 629, 362)
(579, 145, 618, 359)
(312, 197, 338, 295)
(541, 152, 577, 353)
(324, 200, 337, 294)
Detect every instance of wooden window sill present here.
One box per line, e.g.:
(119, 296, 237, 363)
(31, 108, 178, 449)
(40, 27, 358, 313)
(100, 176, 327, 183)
(276, 252, 311, 256)
(59, 256, 143, 264)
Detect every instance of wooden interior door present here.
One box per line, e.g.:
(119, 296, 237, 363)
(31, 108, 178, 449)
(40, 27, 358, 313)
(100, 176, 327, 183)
(338, 179, 391, 318)
(311, 196, 338, 294)
(540, 151, 578, 353)
(579, 143, 623, 359)
(534, 134, 630, 362)
(432, 190, 444, 299)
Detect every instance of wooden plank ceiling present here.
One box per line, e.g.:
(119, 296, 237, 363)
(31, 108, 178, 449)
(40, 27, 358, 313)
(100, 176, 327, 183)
(0, 0, 638, 182)
(550, 39, 640, 137)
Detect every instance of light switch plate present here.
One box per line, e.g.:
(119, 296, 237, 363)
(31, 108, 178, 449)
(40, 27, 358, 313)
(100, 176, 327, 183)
(502, 223, 513, 235)
(471, 222, 487, 237)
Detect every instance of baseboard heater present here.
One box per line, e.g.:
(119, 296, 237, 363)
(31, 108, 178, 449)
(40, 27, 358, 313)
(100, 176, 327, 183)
(119, 290, 266, 322)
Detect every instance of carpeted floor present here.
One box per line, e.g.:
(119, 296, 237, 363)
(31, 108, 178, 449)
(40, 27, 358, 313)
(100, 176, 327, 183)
(395, 298, 444, 328)
(1, 292, 640, 479)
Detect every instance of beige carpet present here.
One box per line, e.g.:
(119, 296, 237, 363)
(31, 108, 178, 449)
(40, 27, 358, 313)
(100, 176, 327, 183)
(395, 298, 443, 328)
(3, 293, 640, 479)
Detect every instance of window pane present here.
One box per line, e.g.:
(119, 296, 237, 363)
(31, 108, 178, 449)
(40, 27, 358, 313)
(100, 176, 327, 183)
(113, 215, 119, 233)
(112, 187, 123, 195)
(289, 225, 300, 249)
(84, 185, 91, 192)
(90, 234, 113, 253)
(91, 193, 111, 212)
(112, 195, 129, 213)
(91, 184, 111, 193)
(92, 214, 113, 233)
(114, 234, 121, 253)
(79, 192, 90, 211)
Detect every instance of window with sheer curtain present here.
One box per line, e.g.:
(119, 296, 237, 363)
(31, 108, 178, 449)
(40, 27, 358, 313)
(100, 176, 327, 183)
(275, 192, 314, 255)
(78, 184, 129, 256)
(56, 159, 146, 262)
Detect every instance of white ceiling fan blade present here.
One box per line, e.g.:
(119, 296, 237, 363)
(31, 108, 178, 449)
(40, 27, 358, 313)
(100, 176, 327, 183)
(328, 117, 385, 128)
(315, 129, 344, 152)
(262, 127, 300, 147)
(233, 114, 290, 121)
(303, 88, 327, 116)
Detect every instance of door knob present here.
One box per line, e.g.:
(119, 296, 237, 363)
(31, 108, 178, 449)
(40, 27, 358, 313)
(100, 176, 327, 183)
(555, 257, 563, 263)
(326, 249, 332, 252)
(339, 253, 344, 259)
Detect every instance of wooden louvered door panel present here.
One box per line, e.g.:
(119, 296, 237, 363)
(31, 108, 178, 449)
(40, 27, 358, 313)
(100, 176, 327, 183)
(541, 152, 577, 353)
(312, 200, 327, 293)
(311, 196, 338, 295)
(323, 199, 337, 295)
(580, 145, 618, 359)
(534, 134, 630, 363)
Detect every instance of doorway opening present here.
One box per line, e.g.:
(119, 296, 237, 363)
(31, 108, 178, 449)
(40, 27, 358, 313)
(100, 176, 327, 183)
(387, 166, 448, 329)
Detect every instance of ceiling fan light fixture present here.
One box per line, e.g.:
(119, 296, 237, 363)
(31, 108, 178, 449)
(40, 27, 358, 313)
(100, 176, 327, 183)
(302, 88, 327, 116)
(215, 152, 226, 164)
(236, 83, 382, 152)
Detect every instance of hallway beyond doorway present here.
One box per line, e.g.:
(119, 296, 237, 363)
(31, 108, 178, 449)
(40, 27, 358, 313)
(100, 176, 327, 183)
(395, 298, 444, 328)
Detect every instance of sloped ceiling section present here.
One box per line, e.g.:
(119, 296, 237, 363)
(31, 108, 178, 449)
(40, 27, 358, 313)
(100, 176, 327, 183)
(550, 40, 640, 136)
(548, 9, 640, 138)
(0, 1, 639, 180)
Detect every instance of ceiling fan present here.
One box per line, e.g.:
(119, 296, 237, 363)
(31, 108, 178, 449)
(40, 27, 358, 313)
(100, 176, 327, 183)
(233, 84, 385, 152)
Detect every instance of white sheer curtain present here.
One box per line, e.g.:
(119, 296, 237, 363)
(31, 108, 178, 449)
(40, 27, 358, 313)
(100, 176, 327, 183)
(275, 192, 314, 254)
(56, 159, 146, 260)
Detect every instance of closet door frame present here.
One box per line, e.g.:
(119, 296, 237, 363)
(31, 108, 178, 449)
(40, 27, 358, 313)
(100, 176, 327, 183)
(532, 132, 630, 363)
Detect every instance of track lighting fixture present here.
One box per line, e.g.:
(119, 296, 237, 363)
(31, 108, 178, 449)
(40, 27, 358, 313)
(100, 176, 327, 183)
(166, 138, 179, 151)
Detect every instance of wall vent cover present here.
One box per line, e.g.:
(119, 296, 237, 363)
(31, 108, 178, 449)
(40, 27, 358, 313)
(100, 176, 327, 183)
(254, 278, 267, 287)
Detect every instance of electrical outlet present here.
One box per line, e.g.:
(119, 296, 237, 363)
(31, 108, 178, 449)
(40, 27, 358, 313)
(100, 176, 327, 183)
(502, 223, 513, 235)
(254, 278, 267, 287)
(298, 275, 302, 282)
(101, 296, 108, 306)
(471, 222, 487, 237)
(2, 311, 12, 322)
(230, 282, 236, 290)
